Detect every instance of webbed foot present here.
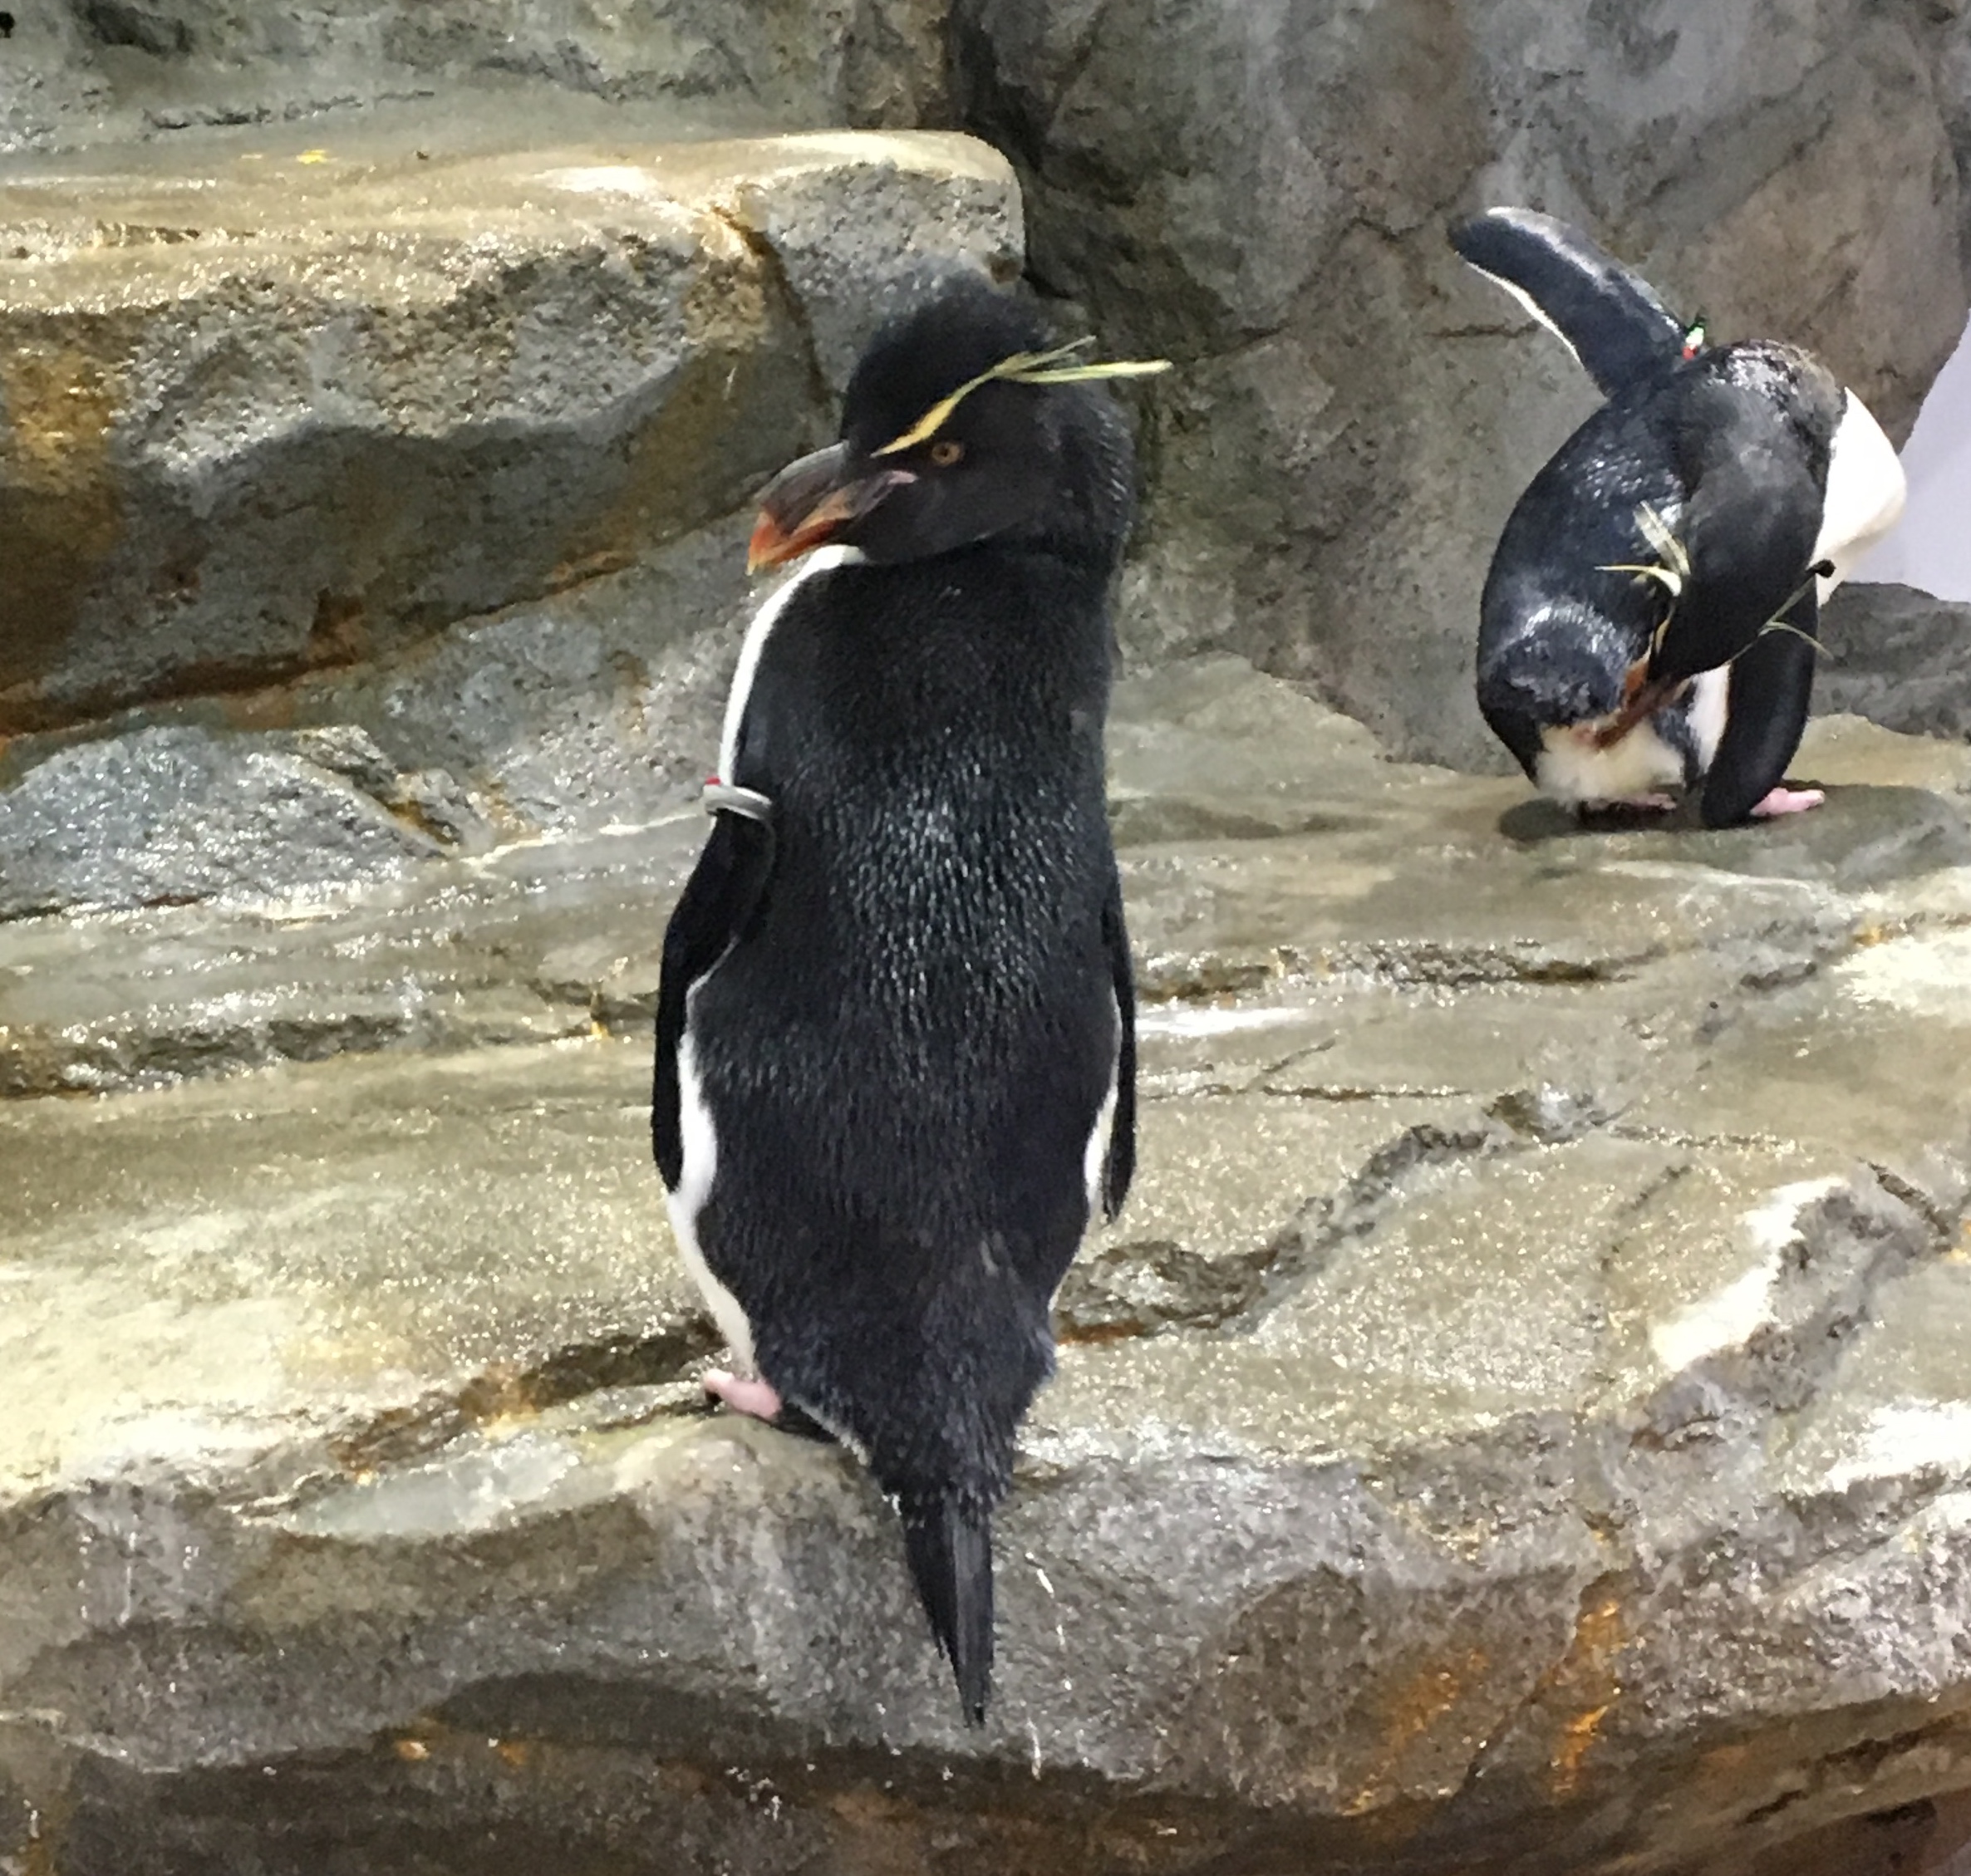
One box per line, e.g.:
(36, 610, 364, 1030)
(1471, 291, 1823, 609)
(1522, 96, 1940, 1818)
(1748, 785, 1825, 819)
(1576, 792, 1678, 823)
(702, 1370, 784, 1421)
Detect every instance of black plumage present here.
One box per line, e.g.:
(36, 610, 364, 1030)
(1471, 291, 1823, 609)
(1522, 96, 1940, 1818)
(1452, 205, 1688, 398)
(652, 277, 1142, 1722)
(1453, 208, 1905, 827)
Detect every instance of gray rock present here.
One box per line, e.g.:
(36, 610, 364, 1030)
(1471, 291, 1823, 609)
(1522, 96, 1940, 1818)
(7, 666, 1971, 1871)
(0, 0, 948, 155)
(272, 723, 403, 800)
(0, 724, 444, 919)
(0, 509, 767, 911)
(720, 130, 1027, 386)
(0, 100, 1021, 912)
(1817, 581, 1971, 742)
(951, 0, 1971, 766)
(273, 725, 501, 852)
(0, 128, 1019, 738)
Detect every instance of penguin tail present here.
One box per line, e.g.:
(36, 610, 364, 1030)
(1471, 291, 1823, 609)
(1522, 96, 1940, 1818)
(902, 1495, 995, 1725)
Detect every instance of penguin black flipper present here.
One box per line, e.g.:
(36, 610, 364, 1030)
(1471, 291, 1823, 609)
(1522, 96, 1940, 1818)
(1648, 369, 1831, 686)
(651, 812, 775, 1188)
(1452, 207, 1687, 397)
(1698, 591, 1820, 828)
(1101, 873, 1137, 1221)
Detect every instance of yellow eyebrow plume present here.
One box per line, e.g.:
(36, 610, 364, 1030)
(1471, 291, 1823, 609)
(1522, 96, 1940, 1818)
(1600, 503, 1693, 600)
(871, 338, 1172, 457)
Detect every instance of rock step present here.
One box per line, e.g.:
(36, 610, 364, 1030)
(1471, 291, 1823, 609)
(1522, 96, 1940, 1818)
(9, 665, 1971, 1098)
(7, 678, 1971, 1867)
(0, 125, 1020, 738)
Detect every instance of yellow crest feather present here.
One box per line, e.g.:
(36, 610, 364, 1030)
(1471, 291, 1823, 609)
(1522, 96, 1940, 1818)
(872, 339, 1172, 457)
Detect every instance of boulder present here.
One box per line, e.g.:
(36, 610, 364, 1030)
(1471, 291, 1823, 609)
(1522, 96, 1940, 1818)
(0, 127, 1020, 738)
(950, 0, 1971, 766)
(0, 724, 450, 920)
(1818, 580, 1971, 743)
(5, 661, 1971, 1873)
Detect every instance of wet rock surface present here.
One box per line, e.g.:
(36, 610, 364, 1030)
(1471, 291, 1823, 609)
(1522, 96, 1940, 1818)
(5, 661, 1971, 1874)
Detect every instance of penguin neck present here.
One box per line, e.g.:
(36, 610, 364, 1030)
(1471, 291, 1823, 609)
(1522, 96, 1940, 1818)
(823, 540, 1117, 716)
(902, 532, 1118, 603)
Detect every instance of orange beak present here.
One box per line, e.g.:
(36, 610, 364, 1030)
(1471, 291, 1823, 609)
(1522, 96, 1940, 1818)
(746, 444, 915, 572)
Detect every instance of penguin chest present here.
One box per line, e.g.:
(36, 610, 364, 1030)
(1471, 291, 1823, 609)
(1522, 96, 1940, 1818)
(1533, 715, 1686, 806)
(1530, 665, 1728, 808)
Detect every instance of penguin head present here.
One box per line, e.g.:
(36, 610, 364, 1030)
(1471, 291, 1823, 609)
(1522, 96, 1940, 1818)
(1479, 602, 1629, 728)
(747, 275, 1164, 574)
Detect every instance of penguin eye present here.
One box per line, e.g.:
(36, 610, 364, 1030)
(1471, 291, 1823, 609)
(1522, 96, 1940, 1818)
(928, 439, 965, 467)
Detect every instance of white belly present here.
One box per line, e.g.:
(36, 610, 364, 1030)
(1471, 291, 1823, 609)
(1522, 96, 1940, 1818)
(1082, 999, 1123, 1224)
(1534, 715, 1686, 806)
(666, 1030, 759, 1375)
(1685, 665, 1728, 769)
(1814, 390, 1907, 596)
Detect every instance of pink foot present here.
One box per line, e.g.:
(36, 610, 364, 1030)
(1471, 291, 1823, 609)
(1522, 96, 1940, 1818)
(1749, 785, 1826, 819)
(702, 1370, 784, 1422)
(1579, 792, 1677, 818)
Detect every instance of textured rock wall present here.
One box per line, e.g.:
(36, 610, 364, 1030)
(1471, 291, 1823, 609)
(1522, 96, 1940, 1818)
(0, 130, 1021, 903)
(951, 0, 1971, 765)
(6, 0, 1969, 787)
(0, 0, 950, 150)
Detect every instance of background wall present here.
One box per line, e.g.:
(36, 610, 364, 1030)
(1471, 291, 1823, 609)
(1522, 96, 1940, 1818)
(950, 0, 1971, 764)
(1862, 313, 1971, 602)
(3, 0, 1969, 807)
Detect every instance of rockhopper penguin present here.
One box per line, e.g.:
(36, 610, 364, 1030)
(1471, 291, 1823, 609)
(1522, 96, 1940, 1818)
(1452, 207, 1905, 826)
(652, 277, 1164, 1722)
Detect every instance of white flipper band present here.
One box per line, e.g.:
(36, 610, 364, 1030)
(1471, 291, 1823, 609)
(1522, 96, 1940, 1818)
(701, 781, 775, 823)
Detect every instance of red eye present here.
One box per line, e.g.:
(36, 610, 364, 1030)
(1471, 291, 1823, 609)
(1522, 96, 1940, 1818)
(929, 439, 965, 466)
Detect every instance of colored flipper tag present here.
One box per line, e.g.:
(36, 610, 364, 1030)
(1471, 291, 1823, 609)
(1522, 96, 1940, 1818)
(872, 339, 1172, 458)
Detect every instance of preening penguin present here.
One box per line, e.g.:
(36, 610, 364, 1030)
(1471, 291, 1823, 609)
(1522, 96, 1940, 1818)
(652, 277, 1162, 1721)
(1453, 207, 1906, 827)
